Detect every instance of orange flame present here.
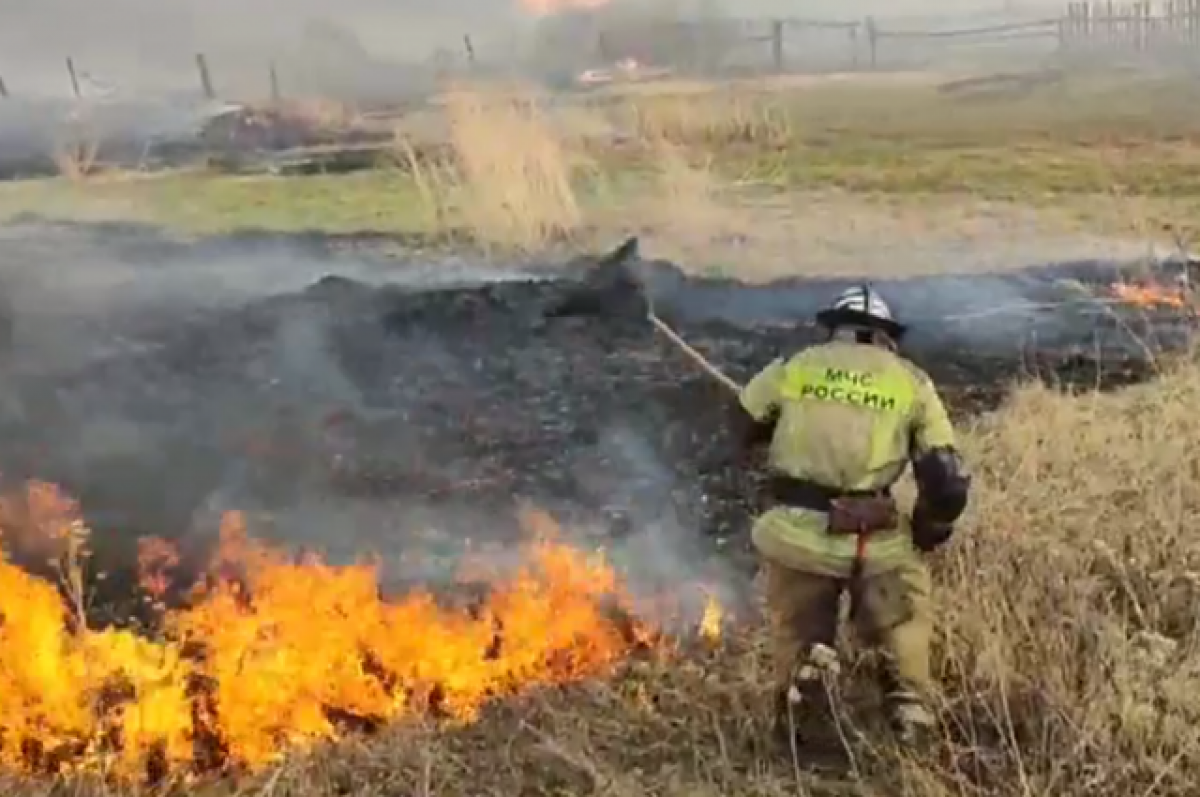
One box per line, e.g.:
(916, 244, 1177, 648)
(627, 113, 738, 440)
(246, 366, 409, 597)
(699, 590, 723, 643)
(1110, 281, 1189, 309)
(0, 481, 659, 779)
(520, 0, 609, 15)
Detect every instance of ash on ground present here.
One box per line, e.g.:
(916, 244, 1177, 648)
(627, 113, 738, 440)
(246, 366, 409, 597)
(0, 221, 1181, 610)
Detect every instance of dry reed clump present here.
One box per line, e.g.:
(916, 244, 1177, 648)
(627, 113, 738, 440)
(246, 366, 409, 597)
(7, 361, 1198, 797)
(396, 85, 588, 251)
(393, 85, 788, 253)
(52, 124, 100, 182)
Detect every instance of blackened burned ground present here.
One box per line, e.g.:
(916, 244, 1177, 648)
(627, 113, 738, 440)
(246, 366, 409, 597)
(0, 261, 1162, 596)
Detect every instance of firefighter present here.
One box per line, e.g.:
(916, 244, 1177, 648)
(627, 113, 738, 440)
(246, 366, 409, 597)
(732, 284, 971, 748)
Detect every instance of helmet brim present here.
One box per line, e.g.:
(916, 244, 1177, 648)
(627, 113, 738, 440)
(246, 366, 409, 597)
(815, 307, 907, 341)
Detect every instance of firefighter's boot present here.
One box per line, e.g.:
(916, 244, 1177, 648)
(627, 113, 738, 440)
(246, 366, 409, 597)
(886, 698, 936, 751)
(773, 644, 840, 749)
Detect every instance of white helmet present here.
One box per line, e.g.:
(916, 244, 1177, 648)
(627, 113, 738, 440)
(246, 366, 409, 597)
(815, 284, 906, 340)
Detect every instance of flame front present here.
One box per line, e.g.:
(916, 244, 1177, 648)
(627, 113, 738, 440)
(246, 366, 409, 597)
(0, 484, 648, 778)
(1110, 281, 1189, 308)
(699, 591, 723, 643)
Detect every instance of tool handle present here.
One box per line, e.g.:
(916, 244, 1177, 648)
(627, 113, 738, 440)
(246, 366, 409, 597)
(648, 313, 742, 394)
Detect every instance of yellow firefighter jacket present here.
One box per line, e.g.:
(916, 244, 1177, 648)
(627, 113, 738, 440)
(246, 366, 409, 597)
(739, 340, 957, 577)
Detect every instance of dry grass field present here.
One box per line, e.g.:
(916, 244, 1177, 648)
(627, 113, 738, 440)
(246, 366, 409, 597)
(1, 71, 1200, 796)
(8, 71, 1200, 275)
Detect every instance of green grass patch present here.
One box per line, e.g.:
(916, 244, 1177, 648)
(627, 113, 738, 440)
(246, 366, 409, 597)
(5, 75, 1200, 240)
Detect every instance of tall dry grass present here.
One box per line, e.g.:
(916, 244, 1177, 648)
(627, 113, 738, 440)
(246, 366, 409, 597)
(620, 91, 794, 150)
(928, 362, 1200, 794)
(395, 85, 589, 251)
(390, 83, 784, 253)
(52, 134, 100, 183)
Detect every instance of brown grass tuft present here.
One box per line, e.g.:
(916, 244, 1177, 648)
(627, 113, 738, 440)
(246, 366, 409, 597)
(441, 84, 584, 251)
(391, 84, 591, 250)
(621, 92, 794, 150)
(52, 132, 100, 183)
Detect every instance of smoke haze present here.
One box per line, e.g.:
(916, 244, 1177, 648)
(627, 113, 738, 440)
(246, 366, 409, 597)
(0, 0, 1075, 98)
(0, 0, 533, 97)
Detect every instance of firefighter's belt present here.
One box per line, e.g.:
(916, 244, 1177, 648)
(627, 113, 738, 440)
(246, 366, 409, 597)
(768, 478, 898, 535)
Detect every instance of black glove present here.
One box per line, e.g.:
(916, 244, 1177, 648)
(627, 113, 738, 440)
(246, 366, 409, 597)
(729, 401, 776, 466)
(911, 502, 954, 553)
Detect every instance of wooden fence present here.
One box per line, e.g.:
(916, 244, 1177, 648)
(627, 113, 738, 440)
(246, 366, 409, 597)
(4, 0, 1200, 101)
(626, 0, 1200, 74)
(751, 16, 1060, 72)
(574, 3, 1197, 78)
(1061, 0, 1200, 48)
(727, 0, 1200, 72)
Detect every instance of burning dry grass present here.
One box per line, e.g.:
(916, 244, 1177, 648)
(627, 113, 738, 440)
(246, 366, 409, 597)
(0, 499, 662, 780)
(1, 355, 1199, 795)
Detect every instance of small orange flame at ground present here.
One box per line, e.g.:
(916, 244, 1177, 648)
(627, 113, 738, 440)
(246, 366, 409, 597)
(1110, 281, 1189, 309)
(699, 591, 723, 643)
(0, 482, 668, 780)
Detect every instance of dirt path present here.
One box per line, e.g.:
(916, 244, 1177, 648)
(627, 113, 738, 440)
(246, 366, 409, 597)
(589, 189, 1171, 281)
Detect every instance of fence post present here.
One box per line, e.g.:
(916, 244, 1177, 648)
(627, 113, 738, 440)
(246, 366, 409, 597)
(269, 61, 281, 102)
(849, 22, 860, 69)
(0, 76, 7, 98)
(66, 57, 81, 98)
(865, 17, 878, 69)
(462, 34, 476, 68)
(770, 19, 784, 72)
(195, 53, 215, 99)
(1139, 0, 1149, 51)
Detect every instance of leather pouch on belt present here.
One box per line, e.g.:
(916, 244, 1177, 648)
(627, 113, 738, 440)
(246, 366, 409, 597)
(827, 496, 898, 534)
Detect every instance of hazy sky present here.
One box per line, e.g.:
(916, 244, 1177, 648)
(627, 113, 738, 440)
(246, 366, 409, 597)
(0, 0, 529, 94)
